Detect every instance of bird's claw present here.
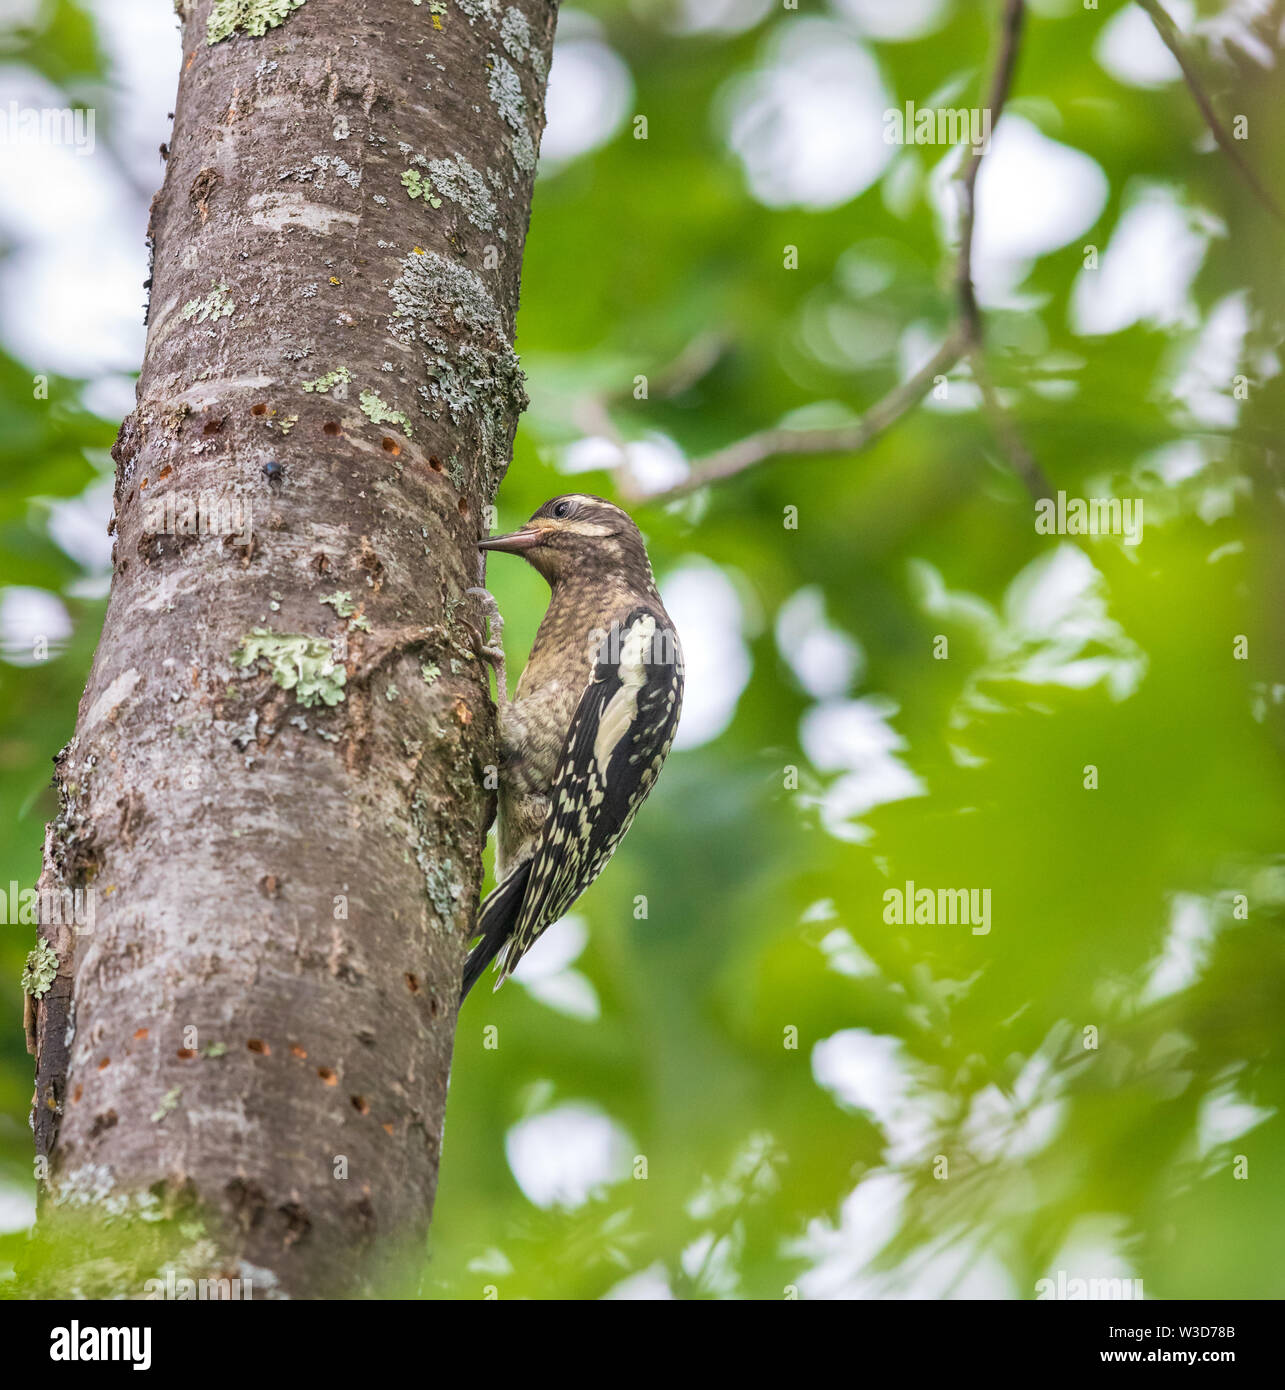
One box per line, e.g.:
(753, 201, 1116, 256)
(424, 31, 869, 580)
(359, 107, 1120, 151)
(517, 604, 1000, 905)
(467, 587, 507, 705)
(467, 586, 504, 635)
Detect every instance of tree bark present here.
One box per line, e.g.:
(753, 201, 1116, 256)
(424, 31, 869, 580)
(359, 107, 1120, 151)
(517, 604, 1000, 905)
(26, 0, 557, 1298)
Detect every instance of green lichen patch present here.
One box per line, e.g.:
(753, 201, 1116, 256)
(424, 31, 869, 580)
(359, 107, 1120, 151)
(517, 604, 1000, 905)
(410, 789, 463, 928)
(487, 53, 536, 173)
(388, 250, 525, 490)
(302, 367, 351, 393)
(208, 0, 306, 44)
(390, 250, 502, 338)
(425, 154, 497, 230)
(431, 344, 526, 490)
(311, 153, 361, 189)
(230, 630, 347, 708)
(321, 592, 372, 632)
(22, 939, 58, 998)
(180, 283, 235, 324)
(321, 590, 356, 617)
(500, 7, 530, 60)
(401, 168, 443, 207)
(151, 1087, 182, 1123)
(359, 389, 414, 437)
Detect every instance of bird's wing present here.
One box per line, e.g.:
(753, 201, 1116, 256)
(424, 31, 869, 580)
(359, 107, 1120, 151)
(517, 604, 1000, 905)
(493, 607, 684, 987)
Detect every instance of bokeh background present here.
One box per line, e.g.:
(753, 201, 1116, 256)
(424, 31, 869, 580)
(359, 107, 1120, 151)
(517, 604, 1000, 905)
(2, 0, 1283, 1299)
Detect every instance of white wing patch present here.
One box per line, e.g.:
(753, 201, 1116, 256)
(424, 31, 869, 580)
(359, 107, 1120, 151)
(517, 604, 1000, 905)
(592, 614, 656, 778)
(482, 607, 683, 990)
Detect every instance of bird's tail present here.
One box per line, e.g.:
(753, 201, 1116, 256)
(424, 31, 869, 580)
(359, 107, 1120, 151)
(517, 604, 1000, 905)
(460, 861, 532, 1002)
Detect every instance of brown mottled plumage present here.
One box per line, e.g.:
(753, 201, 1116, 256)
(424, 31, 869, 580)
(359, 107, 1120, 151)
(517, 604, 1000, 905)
(462, 494, 683, 999)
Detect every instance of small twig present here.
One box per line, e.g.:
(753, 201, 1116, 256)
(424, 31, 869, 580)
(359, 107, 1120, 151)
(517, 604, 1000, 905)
(954, 0, 1053, 503)
(954, 0, 1027, 339)
(627, 329, 965, 504)
(593, 334, 729, 495)
(573, 391, 628, 452)
(643, 331, 727, 400)
(627, 0, 1049, 508)
(1136, 0, 1285, 226)
(671, 1148, 776, 1299)
(969, 354, 1054, 501)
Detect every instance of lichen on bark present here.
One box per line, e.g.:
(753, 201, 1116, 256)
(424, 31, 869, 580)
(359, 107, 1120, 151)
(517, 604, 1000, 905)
(207, 0, 307, 45)
(27, 0, 559, 1298)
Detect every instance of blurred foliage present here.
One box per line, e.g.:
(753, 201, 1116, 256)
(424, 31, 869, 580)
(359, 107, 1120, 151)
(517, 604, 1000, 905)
(2, 0, 1284, 1299)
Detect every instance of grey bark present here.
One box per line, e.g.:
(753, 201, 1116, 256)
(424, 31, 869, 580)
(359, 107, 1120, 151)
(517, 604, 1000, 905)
(27, 0, 557, 1298)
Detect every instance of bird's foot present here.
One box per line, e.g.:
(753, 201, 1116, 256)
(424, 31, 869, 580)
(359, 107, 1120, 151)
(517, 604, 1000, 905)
(466, 586, 508, 705)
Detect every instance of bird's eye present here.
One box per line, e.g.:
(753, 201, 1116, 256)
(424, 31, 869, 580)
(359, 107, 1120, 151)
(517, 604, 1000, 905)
(552, 500, 572, 519)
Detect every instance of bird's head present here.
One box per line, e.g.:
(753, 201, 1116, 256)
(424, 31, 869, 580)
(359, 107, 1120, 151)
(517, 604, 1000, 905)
(479, 494, 655, 589)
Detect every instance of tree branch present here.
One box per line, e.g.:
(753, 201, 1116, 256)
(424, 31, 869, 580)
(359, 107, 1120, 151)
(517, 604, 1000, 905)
(628, 0, 1050, 508)
(644, 331, 728, 401)
(1136, 0, 1285, 226)
(625, 329, 965, 503)
(954, 0, 1027, 341)
(955, 0, 1054, 503)
(29, 0, 559, 1299)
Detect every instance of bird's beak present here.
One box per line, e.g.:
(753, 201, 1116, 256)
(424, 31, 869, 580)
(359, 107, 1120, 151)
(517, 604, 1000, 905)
(478, 527, 547, 554)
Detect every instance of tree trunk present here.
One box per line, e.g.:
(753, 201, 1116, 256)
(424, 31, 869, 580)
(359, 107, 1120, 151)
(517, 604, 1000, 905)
(26, 0, 557, 1298)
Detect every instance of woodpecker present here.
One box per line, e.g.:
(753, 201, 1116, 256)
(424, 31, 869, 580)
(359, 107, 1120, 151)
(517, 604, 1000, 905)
(461, 494, 683, 1000)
